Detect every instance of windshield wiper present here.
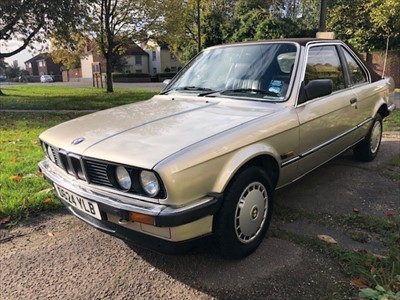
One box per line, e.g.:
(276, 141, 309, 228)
(160, 86, 214, 95)
(176, 86, 214, 91)
(220, 88, 280, 97)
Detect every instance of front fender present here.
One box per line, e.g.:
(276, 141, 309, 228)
(212, 143, 281, 193)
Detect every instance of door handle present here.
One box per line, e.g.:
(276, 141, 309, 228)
(349, 98, 357, 105)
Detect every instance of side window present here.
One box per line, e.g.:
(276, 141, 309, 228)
(305, 46, 345, 92)
(342, 48, 368, 86)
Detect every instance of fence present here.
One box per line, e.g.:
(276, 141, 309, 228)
(363, 50, 400, 88)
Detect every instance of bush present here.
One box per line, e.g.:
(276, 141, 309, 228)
(112, 73, 151, 82)
(156, 72, 177, 82)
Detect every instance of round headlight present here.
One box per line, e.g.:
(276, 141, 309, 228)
(140, 170, 160, 197)
(115, 166, 132, 191)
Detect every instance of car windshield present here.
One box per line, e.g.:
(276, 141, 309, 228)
(162, 42, 298, 101)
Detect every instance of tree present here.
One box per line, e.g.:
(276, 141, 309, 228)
(50, 34, 86, 71)
(0, 0, 85, 95)
(162, 0, 236, 63)
(0, 0, 85, 59)
(162, 0, 202, 63)
(5, 60, 21, 79)
(57, 0, 163, 92)
(327, 0, 400, 52)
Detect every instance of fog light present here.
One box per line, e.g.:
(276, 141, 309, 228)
(115, 166, 131, 191)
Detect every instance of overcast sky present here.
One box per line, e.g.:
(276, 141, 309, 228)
(2, 40, 48, 68)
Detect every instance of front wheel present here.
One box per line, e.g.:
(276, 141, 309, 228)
(214, 166, 274, 258)
(353, 114, 383, 162)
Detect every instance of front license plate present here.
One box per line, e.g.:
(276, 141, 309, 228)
(54, 184, 102, 220)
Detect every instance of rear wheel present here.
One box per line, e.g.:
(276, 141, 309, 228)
(214, 166, 274, 258)
(353, 114, 383, 162)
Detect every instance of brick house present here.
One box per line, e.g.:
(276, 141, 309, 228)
(24, 53, 62, 76)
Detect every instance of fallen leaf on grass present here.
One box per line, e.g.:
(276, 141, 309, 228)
(43, 198, 52, 204)
(10, 175, 23, 181)
(350, 277, 370, 288)
(11, 157, 17, 163)
(47, 232, 54, 237)
(23, 173, 38, 179)
(317, 234, 337, 244)
(36, 188, 54, 194)
(353, 208, 360, 214)
(0, 216, 11, 225)
(372, 253, 388, 260)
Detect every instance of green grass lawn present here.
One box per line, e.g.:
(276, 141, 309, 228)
(384, 109, 400, 131)
(0, 85, 158, 110)
(0, 112, 89, 222)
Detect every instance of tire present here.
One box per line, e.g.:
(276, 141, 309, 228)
(353, 114, 383, 162)
(214, 166, 274, 258)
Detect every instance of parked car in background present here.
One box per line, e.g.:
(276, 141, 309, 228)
(39, 38, 396, 258)
(40, 75, 53, 83)
(0, 75, 6, 82)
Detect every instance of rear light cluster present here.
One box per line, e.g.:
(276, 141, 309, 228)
(41, 141, 166, 199)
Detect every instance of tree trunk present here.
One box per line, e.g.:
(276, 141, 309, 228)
(106, 56, 113, 93)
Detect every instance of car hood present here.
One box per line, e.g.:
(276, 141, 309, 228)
(40, 96, 278, 168)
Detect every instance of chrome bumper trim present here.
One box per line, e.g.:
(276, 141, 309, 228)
(39, 159, 217, 219)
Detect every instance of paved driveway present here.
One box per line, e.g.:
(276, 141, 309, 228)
(1, 132, 398, 299)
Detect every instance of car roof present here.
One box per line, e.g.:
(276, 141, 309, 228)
(209, 38, 344, 48)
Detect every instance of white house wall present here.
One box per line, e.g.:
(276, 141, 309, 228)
(81, 54, 94, 79)
(123, 55, 149, 74)
(146, 49, 161, 75)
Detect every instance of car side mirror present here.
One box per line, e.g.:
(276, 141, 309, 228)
(298, 79, 333, 104)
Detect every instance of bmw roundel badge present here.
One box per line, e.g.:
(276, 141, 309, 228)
(71, 137, 85, 145)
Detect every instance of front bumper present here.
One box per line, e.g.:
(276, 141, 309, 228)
(39, 159, 223, 250)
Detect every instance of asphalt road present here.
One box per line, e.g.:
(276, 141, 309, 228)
(0, 134, 399, 300)
(0, 80, 166, 91)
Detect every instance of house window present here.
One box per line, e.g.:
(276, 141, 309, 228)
(152, 51, 156, 61)
(26, 62, 32, 69)
(170, 53, 177, 62)
(153, 67, 157, 75)
(136, 69, 142, 73)
(135, 55, 142, 65)
(171, 66, 177, 72)
(38, 60, 46, 67)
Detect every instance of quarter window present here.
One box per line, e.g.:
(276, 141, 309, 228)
(305, 46, 345, 92)
(342, 49, 367, 86)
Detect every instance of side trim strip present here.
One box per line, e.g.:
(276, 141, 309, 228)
(281, 117, 373, 167)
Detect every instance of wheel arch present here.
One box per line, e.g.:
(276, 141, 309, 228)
(212, 145, 280, 193)
(376, 103, 390, 119)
